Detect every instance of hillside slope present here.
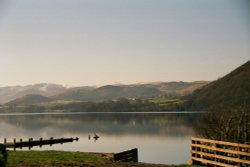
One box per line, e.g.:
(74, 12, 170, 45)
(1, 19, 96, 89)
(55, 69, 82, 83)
(53, 85, 162, 101)
(6, 94, 53, 106)
(187, 60, 250, 111)
(0, 84, 66, 104)
(54, 82, 208, 102)
(144, 81, 208, 95)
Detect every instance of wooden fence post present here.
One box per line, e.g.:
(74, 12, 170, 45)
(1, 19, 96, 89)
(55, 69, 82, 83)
(20, 139, 23, 149)
(133, 148, 138, 162)
(40, 138, 43, 148)
(29, 138, 33, 150)
(50, 137, 53, 146)
(13, 138, 16, 151)
(214, 143, 218, 166)
(237, 145, 241, 167)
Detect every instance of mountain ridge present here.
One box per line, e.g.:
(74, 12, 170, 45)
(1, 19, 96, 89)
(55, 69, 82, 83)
(1, 81, 209, 105)
(186, 60, 250, 111)
(0, 83, 66, 104)
(53, 81, 208, 102)
(6, 94, 53, 106)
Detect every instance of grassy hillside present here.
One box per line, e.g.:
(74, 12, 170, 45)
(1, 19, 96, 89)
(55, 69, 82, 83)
(54, 85, 162, 101)
(144, 81, 209, 95)
(6, 94, 53, 106)
(53, 82, 208, 102)
(187, 60, 250, 111)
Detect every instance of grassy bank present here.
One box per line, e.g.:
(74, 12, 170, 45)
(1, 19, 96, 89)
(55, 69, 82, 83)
(5, 150, 202, 167)
(7, 150, 109, 167)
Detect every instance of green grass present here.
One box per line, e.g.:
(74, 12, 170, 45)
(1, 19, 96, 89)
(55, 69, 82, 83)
(146, 97, 183, 105)
(177, 165, 204, 167)
(44, 100, 82, 106)
(7, 150, 106, 166)
(5, 151, 204, 167)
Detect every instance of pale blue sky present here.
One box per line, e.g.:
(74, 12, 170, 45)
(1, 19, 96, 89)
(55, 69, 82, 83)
(0, 0, 249, 86)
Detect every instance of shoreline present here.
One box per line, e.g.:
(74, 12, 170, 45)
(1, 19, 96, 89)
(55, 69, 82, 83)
(0, 111, 205, 116)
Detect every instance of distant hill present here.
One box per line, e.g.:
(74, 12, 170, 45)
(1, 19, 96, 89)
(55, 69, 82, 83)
(143, 81, 208, 95)
(53, 85, 162, 101)
(187, 60, 250, 111)
(6, 94, 53, 106)
(2, 81, 209, 105)
(53, 81, 208, 102)
(0, 83, 66, 104)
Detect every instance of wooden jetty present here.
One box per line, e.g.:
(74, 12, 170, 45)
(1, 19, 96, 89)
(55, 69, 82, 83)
(3, 137, 79, 150)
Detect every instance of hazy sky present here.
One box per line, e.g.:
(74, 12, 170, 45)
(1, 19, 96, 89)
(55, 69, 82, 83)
(0, 0, 249, 87)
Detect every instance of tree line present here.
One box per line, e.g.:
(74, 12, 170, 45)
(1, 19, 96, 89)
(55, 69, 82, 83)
(1, 98, 186, 113)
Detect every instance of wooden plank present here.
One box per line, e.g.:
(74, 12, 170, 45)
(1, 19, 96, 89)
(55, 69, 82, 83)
(192, 143, 250, 156)
(192, 157, 237, 167)
(192, 137, 250, 149)
(191, 150, 250, 164)
(114, 150, 137, 160)
(114, 148, 138, 162)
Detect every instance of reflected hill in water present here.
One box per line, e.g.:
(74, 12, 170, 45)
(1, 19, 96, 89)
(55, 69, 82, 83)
(0, 113, 202, 138)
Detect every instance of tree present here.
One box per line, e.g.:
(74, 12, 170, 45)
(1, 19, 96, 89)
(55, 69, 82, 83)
(197, 106, 250, 144)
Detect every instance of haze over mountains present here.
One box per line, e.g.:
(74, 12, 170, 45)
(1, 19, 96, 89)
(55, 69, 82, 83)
(0, 81, 208, 105)
(0, 83, 66, 104)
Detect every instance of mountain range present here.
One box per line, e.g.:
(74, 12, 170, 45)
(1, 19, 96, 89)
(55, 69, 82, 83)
(0, 83, 66, 104)
(1, 60, 250, 112)
(0, 81, 208, 105)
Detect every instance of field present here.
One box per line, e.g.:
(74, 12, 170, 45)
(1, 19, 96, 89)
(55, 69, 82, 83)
(146, 97, 184, 105)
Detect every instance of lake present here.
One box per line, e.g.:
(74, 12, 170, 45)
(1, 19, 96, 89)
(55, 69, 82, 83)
(0, 112, 203, 164)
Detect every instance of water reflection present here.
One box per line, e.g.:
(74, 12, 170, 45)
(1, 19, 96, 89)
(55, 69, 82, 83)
(0, 112, 202, 164)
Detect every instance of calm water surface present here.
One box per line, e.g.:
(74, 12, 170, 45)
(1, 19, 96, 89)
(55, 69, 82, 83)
(0, 112, 202, 164)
